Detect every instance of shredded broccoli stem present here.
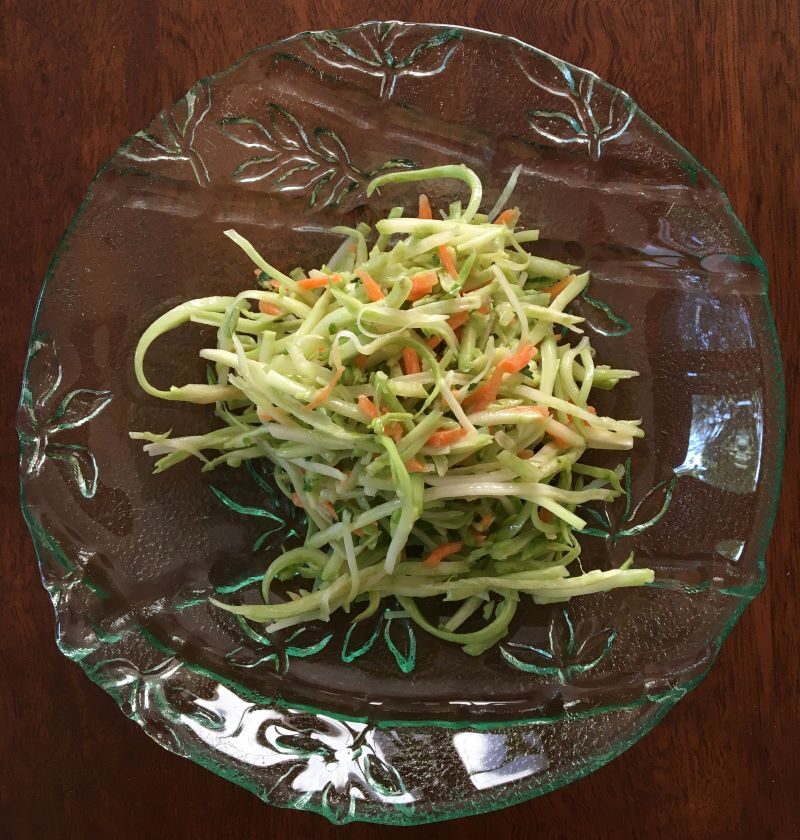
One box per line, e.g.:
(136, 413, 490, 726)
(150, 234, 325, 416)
(132, 165, 651, 656)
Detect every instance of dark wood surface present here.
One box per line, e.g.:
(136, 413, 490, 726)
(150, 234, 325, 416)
(1, 2, 797, 837)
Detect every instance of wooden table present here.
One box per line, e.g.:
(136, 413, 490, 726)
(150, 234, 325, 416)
(1, 2, 797, 836)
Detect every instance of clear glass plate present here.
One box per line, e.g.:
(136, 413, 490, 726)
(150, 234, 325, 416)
(17, 21, 783, 825)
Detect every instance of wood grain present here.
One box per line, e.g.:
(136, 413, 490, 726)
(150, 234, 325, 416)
(1, 1, 797, 837)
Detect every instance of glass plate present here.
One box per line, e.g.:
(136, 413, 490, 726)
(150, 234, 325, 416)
(18, 21, 783, 825)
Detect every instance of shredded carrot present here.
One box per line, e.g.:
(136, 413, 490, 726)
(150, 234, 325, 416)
(408, 271, 438, 301)
(517, 448, 534, 459)
(291, 493, 304, 508)
(438, 244, 458, 278)
(426, 427, 468, 448)
(258, 412, 272, 422)
(307, 366, 343, 409)
(258, 300, 281, 316)
(539, 508, 553, 524)
(322, 501, 338, 520)
(357, 395, 379, 419)
(418, 193, 432, 220)
(475, 512, 494, 532)
(581, 405, 597, 427)
(471, 530, 487, 544)
(404, 458, 427, 473)
(427, 311, 471, 349)
(423, 541, 464, 568)
(354, 354, 369, 369)
(357, 269, 384, 301)
(463, 342, 537, 412)
(402, 347, 421, 375)
(269, 280, 281, 289)
(494, 208, 518, 226)
(545, 274, 575, 300)
(478, 304, 490, 315)
(386, 422, 404, 442)
(297, 273, 340, 291)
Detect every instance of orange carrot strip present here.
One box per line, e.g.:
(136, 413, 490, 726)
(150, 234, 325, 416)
(357, 269, 384, 301)
(307, 367, 343, 409)
(423, 541, 464, 568)
(475, 512, 494, 532)
(471, 530, 487, 544)
(291, 493, 304, 508)
(463, 342, 537, 412)
(322, 501, 338, 521)
(539, 508, 553, 524)
(386, 422, 404, 442)
(297, 273, 341, 291)
(438, 244, 458, 278)
(269, 280, 281, 289)
(408, 271, 438, 301)
(494, 208, 518, 226)
(402, 347, 421, 375)
(426, 427, 468, 448)
(357, 394, 379, 419)
(545, 274, 575, 300)
(258, 412, 273, 422)
(354, 354, 369, 369)
(427, 311, 470, 350)
(404, 458, 427, 473)
(581, 405, 597, 427)
(418, 193, 432, 220)
(517, 448, 534, 459)
(259, 301, 282, 316)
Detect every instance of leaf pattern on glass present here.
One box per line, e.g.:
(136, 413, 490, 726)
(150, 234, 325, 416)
(119, 80, 212, 185)
(265, 713, 413, 816)
(515, 47, 636, 160)
(501, 607, 616, 683)
(571, 292, 632, 337)
(225, 617, 333, 675)
(18, 335, 112, 499)
(281, 22, 463, 101)
(208, 460, 297, 551)
(341, 606, 417, 674)
(579, 458, 678, 546)
(218, 104, 417, 208)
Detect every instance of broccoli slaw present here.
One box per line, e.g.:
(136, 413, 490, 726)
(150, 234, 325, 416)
(132, 164, 652, 655)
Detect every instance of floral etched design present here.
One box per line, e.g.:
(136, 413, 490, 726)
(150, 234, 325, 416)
(572, 291, 632, 337)
(579, 458, 678, 546)
(209, 460, 297, 551)
(119, 80, 211, 186)
(515, 47, 637, 160)
(218, 104, 417, 208)
(341, 606, 417, 674)
(263, 713, 414, 816)
(501, 608, 615, 682)
(18, 335, 112, 499)
(225, 618, 333, 675)
(280, 22, 463, 101)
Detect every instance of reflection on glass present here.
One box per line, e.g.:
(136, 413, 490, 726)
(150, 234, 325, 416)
(675, 295, 754, 351)
(675, 392, 763, 494)
(715, 539, 745, 562)
(453, 731, 549, 791)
